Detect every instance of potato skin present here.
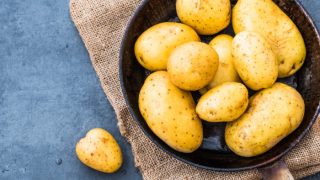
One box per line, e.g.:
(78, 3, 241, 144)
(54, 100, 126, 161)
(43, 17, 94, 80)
(233, 0, 306, 77)
(76, 128, 123, 173)
(176, 0, 231, 35)
(139, 71, 203, 153)
(232, 31, 278, 90)
(196, 82, 249, 122)
(167, 42, 219, 91)
(225, 83, 305, 157)
(134, 22, 200, 71)
(203, 34, 240, 92)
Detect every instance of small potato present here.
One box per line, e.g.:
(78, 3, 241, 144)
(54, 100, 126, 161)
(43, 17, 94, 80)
(176, 0, 231, 35)
(134, 22, 200, 71)
(233, 0, 306, 77)
(167, 42, 219, 91)
(196, 82, 249, 122)
(232, 31, 278, 90)
(201, 34, 240, 93)
(139, 71, 203, 153)
(225, 83, 305, 157)
(76, 128, 122, 173)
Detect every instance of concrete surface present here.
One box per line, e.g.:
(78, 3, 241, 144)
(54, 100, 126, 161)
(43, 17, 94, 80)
(0, 0, 319, 179)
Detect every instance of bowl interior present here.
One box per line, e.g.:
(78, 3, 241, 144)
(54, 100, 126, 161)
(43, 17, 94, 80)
(120, 0, 320, 171)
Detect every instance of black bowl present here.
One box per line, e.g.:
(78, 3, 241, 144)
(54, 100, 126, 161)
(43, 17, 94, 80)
(120, 0, 320, 171)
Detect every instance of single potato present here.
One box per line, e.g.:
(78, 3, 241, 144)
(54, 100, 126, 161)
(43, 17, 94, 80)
(134, 22, 200, 71)
(201, 34, 240, 93)
(233, 0, 306, 77)
(176, 0, 231, 35)
(76, 128, 123, 173)
(225, 83, 305, 157)
(139, 71, 203, 153)
(232, 31, 278, 90)
(167, 42, 219, 91)
(196, 82, 249, 122)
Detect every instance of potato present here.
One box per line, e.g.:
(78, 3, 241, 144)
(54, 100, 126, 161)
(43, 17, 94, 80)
(167, 42, 219, 91)
(76, 128, 122, 173)
(134, 22, 200, 71)
(225, 83, 305, 157)
(139, 71, 203, 153)
(176, 0, 231, 35)
(196, 82, 249, 122)
(201, 34, 240, 93)
(232, 31, 278, 90)
(233, 0, 306, 77)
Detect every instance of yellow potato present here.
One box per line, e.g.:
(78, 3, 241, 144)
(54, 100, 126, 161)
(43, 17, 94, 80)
(176, 0, 231, 35)
(233, 0, 306, 77)
(139, 71, 203, 153)
(225, 83, 305, 157)
(167, 42, 219, 91)
(196, 82, 249, 122)
(134, 22, 200, 71)
(200, 34, 240, 93)
(232, 31, 278, 90)
(76, 128, 122, 173)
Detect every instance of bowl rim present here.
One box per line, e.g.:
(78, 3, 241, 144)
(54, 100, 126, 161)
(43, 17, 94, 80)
(119, 0, 320, 171)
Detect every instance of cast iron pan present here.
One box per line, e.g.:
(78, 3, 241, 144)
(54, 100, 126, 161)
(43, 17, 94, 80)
(119, 0, 320, 175)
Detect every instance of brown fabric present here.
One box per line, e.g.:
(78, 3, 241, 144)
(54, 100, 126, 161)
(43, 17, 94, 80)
(69, 0, 320, 179)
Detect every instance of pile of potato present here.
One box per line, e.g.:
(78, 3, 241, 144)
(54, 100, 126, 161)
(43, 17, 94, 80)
(135, 0, 306, 157)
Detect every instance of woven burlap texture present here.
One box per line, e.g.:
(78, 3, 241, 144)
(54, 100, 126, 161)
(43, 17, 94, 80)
(69, 0, 320, 179)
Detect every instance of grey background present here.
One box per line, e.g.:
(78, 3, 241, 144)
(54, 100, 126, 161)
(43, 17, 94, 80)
(0, 0, 319, 179)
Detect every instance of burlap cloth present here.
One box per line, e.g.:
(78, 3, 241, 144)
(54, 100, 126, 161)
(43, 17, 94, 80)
(69, 0, 320, 179)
